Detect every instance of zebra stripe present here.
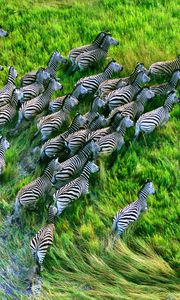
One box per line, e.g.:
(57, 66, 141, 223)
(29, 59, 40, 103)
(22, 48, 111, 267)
(0, 136, 10, 174)
(97, 116, 134, 155)
(0, 67, 18, 107)
(74, 34, 119, 71)
(106, 71, 151, 111)
(69, 32, 107, 64)
(82, 97, 105, 128)
(51, 140, 100, 185)
(149, 55, 180, 76)
(52, 161, 99, 215)
(150, 70, 180, 96)
(135, 92, 179, 138)
(112, 180, 155, 236)
(76, 60, 123, 94)
(21, 51, 67, 87)
(37, 95, 78, 141)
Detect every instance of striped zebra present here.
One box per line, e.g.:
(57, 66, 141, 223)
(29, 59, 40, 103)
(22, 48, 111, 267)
(0, 136, 10, 174)
(106, 70, 151, 111)
(107, 88, 155, 126)
(62, 114, 107, 156)
(75, 60, 123, 94)
(52, 161, 99, 215)
(21, 51, 67, 87)
(37, 95, 79, 141)
(69, 32, 107, 64)
(135, 91, 179, 138)
(15, 79, 62, 130)
(83, 97, 105, 128)
(20, 69, 51, 103)
(0, 28, 8, 37)
(10, 158, 61, 222)
(40, 113, 87, 160)
(149, 54, 180, 76)
(51, 140, 100, 186)
(74, 34, 119, 71)
(97, 116, 134, 155)
(0, 89, 24, 127)
(112, 179, 155, 237)
(0, 66, 18, 107)
(30, 205, 57, 272)
(150, 70, 180, 96)
(96, 63, 148, 99)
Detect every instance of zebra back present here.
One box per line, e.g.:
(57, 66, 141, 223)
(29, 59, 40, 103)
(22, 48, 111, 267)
(149, 55, 180, 76)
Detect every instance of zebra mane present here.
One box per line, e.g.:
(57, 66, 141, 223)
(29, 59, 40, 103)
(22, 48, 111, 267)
(92, 31, 107, 43)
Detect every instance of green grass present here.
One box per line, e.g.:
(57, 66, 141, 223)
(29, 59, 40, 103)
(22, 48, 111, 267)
(0, 0, 180, 299)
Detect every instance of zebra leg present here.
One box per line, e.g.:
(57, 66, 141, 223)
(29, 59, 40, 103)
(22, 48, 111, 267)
(133, 123, 141, 140)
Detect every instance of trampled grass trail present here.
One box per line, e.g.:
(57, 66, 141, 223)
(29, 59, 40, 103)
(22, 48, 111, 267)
(0, 0, 179, 299)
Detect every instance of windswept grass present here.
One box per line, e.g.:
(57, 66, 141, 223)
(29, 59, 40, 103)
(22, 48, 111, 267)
(0, 0, 179, 299)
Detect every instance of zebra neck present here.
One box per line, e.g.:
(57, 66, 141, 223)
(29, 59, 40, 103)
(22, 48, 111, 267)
(102, 67, 114, 80)
(42, 164, 55, 180)
(169, 76, 179, 88)
(117, 124, 127, 137)
(81, 168, 91, 180)
(79, 147, 92, 160)
(128, 70, 138, 84)
(8, 75, 15, 85)
(42, 86, 54, 101)
(132, 82, 141, 93)
(47, 61, 58, 77)
(163, 101, 173, 112)
(136, 95, 148, 106)
(101, 42, 110, 52)
(138, 189, 149, 203)
(0, 145, 5, 157)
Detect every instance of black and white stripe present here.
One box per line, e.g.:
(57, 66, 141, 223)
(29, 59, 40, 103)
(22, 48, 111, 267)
(40, 113, 87, 160)
(69, 32, 107, 64)
(150, 70, 180, 96)
(107, 87, 155, 126)
(0, 89, 23, 127)
(37, 94, 78, 141)
(10, 159, 61, 221)
(135, 91, 179, 138)
(97, 116, 134, 155)
(0, 136, 10, 174)
(149, 54, 180, 76)
(52, 161, 99, 215)
(83, 97, 105, 128)
(20, 69, 50, 103)
(20, 51, 67, 87)
(75, 60, 123, 94)
(74, 34, 119, 71)
(51, 140, 100, 186)
(0, 66, 18, 107)
(112, 179, 155, 236)
(106, 71, 151, 111)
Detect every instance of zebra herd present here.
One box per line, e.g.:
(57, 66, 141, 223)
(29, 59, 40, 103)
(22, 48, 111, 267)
(0, 31, 179, 277)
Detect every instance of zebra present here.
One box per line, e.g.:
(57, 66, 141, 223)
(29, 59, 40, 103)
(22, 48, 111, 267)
(0, 66, 18, 107)
(96, 62, 149, 99)
(40, 113, 87, 160)
(149, 54, 180, 76)
(20, 51, 67, 87)
(51, 140, 100, 186)
(62, 114, 108, 156)
(9, 158, 61, 222)
(106, 70, 151, 111)
(36, 94, 79, 141)
(150, 70, 180, 96)
(69, 31, 107, 64)
(134, 91, 179, 138)
(52, 161, 99, 215)
(112, 179, 155, 237)
(0, 89, 24, 127)
(75, 60, 123, 94)
(20, 69, 51, 103)
(30, 205, 57, 273)
(74, 34, 119, 71)
(82, 97, 105, 128)
(0, 136, 10, 174)
(0, 27, 8, 37)
(97, 116, 134, 155)
(15, 79, 62, 130)
(107, 87, 155, 126)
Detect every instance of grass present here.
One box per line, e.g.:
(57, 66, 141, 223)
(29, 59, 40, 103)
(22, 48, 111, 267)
(0, 0, 180, 299)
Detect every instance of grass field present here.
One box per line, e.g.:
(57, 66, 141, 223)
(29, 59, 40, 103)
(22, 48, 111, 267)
(0, 0, 180, 299)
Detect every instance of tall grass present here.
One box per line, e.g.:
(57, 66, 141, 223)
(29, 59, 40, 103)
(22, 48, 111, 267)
(0, 0, 179, 299)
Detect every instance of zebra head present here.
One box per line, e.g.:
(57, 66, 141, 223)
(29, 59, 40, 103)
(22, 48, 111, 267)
(105, 34, 119, 46)
(164, 91, 179, 108)
(137, 87, 155, 101)
(92, 97, 105, 112)
(105, 60, 123, 73)
(48, 204, 58, 221)
(13, 88, 24, 104)
(116, 116, 134, 131)
(0, 136, 10, 150)
(143, 179, 155, 195)
(86, 161, 100, 174)
(116, 79, 127, 89)
(50, 78, 63, 91)
(51, 51, 67, 64)
(63, 94, 79, 111)
(36, 68, 51, 83)
(0, 28, 8, 37)
(87, 139, 101, 160)
(136, 71, 151, 85)
(72, 83, 88, 98)
(72, 113, 87, 128)
(8, 66, 18, 79)
(170, 70, 180, 84)
(0, 65, 3, 71)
